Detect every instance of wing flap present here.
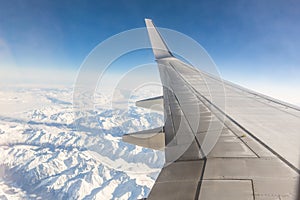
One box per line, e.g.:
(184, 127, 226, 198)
(136, 96, 163, 112)
(122, 127, 165, 150)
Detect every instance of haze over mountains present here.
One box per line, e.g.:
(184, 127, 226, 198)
(0, 86, 164, 200)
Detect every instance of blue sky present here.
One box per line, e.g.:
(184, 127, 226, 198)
(0, 0, 300, 105)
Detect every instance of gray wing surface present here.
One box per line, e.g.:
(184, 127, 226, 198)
(133, 19, 300, 200)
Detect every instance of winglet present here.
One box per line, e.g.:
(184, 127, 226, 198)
(145, 19, 173, 60)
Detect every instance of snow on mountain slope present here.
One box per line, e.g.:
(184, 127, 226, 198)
(0, 86, 164, 200)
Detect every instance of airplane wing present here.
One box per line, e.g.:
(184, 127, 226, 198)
(124, 19, 300, 199)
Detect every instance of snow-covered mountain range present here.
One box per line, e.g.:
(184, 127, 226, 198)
(0, 86, 164, 200)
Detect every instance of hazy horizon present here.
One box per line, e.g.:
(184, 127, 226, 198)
(1, 0, 299, 105)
